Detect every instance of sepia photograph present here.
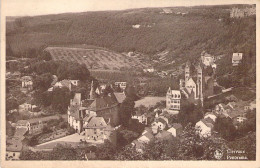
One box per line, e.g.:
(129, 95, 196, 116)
(1, 0, 259, 167)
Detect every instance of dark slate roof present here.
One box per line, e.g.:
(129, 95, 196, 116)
(85, 117, 107, 128)
(87, 96, 118, 111)
(69, 105, 81, 120)
(155, 118, 167, 125)
(155, 130, 173, 140)
(143, 132, 154, 141)
(14, 128, 28, 138)
(6, 137, 23, 152)
(200, 118, 214, 129)
(172, 123, 183, 130)
(113, 92, 126, 103)
(27, 115, 61, 124)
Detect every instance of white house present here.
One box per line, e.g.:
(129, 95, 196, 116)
(143, 68, 155, 73)
(19, 103, 38, 112)
(115, 82, 127, 90)
(232, 53, 243, 66)
(167, 123, 183, 137)
(166, 88, 181, 114)
(201, 51, 215, 67)
(21, 76, 33, 90)
(204, 112, 217, 122)
(132, 113, 148, 125)
(195, 118, 215, 137)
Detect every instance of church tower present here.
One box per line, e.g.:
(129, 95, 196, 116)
(89, 80, 96, 100)
(185, 61, 191, 83)
(196, 63, 203, 104)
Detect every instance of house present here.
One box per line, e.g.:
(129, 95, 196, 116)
(155, 130, 174, 141)
(53, 79, 73, 91)
(142, 127, 153, 135)
(6, 137, 24, 160)
(19, 103, 38, 112)
(161, 8, 172, 14)
(131, 140, 145, 153)
(143, 68, 155, 73)
(201, 51, 215, 67)
(68, 88, 121, 133)
(195, 118, 215, 137)
(16, 115, 61, 134)
(84, 116, 108, 142)
(137, 132, 154, 144)
(132, 24, 141, 29)
(166, 88, 181, 114)
(167, 123, 183, 137)
(114, 82, 127, 90)
(132, 112, 148, 125)
(232, 53, 243, 66)
(204, 112, 217, 122)
(151, 118, 167, 134)
(21, 76, 33, 90)
(250, 100, 256, 110)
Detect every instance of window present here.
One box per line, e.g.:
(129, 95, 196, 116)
(13, 153, 15, 156)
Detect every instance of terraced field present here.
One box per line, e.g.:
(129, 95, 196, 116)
(45, 47, 150, 71)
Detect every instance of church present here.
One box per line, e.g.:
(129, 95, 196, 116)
(179, 60, 214, 105)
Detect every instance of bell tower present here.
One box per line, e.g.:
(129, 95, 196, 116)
(185, 61, 191, 83)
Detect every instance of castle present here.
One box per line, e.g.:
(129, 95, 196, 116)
(67, 81, 125, 133)
(179, 60, 214, 105)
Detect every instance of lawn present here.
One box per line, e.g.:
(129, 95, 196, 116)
(135, 96, 165, 108)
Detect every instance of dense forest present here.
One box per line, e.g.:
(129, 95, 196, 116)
(6, 5, 256, 64)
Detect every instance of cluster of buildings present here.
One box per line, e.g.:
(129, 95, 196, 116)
(132, 112, 183, 152)
(166, 52, 215, 114)
(195, 98, 256, 137)
(6, 115, 64, 160)
(230, 6, 256, 18)
(67, 81, 126, 142)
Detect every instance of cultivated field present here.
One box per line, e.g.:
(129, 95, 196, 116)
(45, 46, 150, 71)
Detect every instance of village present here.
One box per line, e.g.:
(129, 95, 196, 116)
(6, 48, 256, 160)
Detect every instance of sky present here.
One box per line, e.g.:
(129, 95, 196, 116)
(3, 0, 254, 16)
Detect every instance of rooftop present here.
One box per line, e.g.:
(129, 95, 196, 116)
(85, 117, 107, 128)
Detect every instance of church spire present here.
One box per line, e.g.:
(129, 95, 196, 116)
(89, 80, 96, 100)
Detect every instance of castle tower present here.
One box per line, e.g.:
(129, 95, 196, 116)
(89, 80, 96, 100)
(196, 63, 204, 104)
(185, 61, 191, 83)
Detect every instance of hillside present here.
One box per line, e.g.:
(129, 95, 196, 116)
(45, 46, 150, 70)
(6, 4, 256, 68)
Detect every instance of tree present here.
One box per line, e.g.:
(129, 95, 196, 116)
(118, 129, 139, 146)
(38, 50, 52, 61)
(6, 98, 18, 113)
(119, 97, 135, 127)
(51, 87, 71, 113)
(50, 144, 79, 160)
(95, 141, 116, 160)
(214, 117, 237, 141)
(125, 85, 138, 101)
(102, 85, 114, 96)
(33, 73, 53, 91)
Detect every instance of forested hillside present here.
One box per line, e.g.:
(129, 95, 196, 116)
(6, 4, 255, 64)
